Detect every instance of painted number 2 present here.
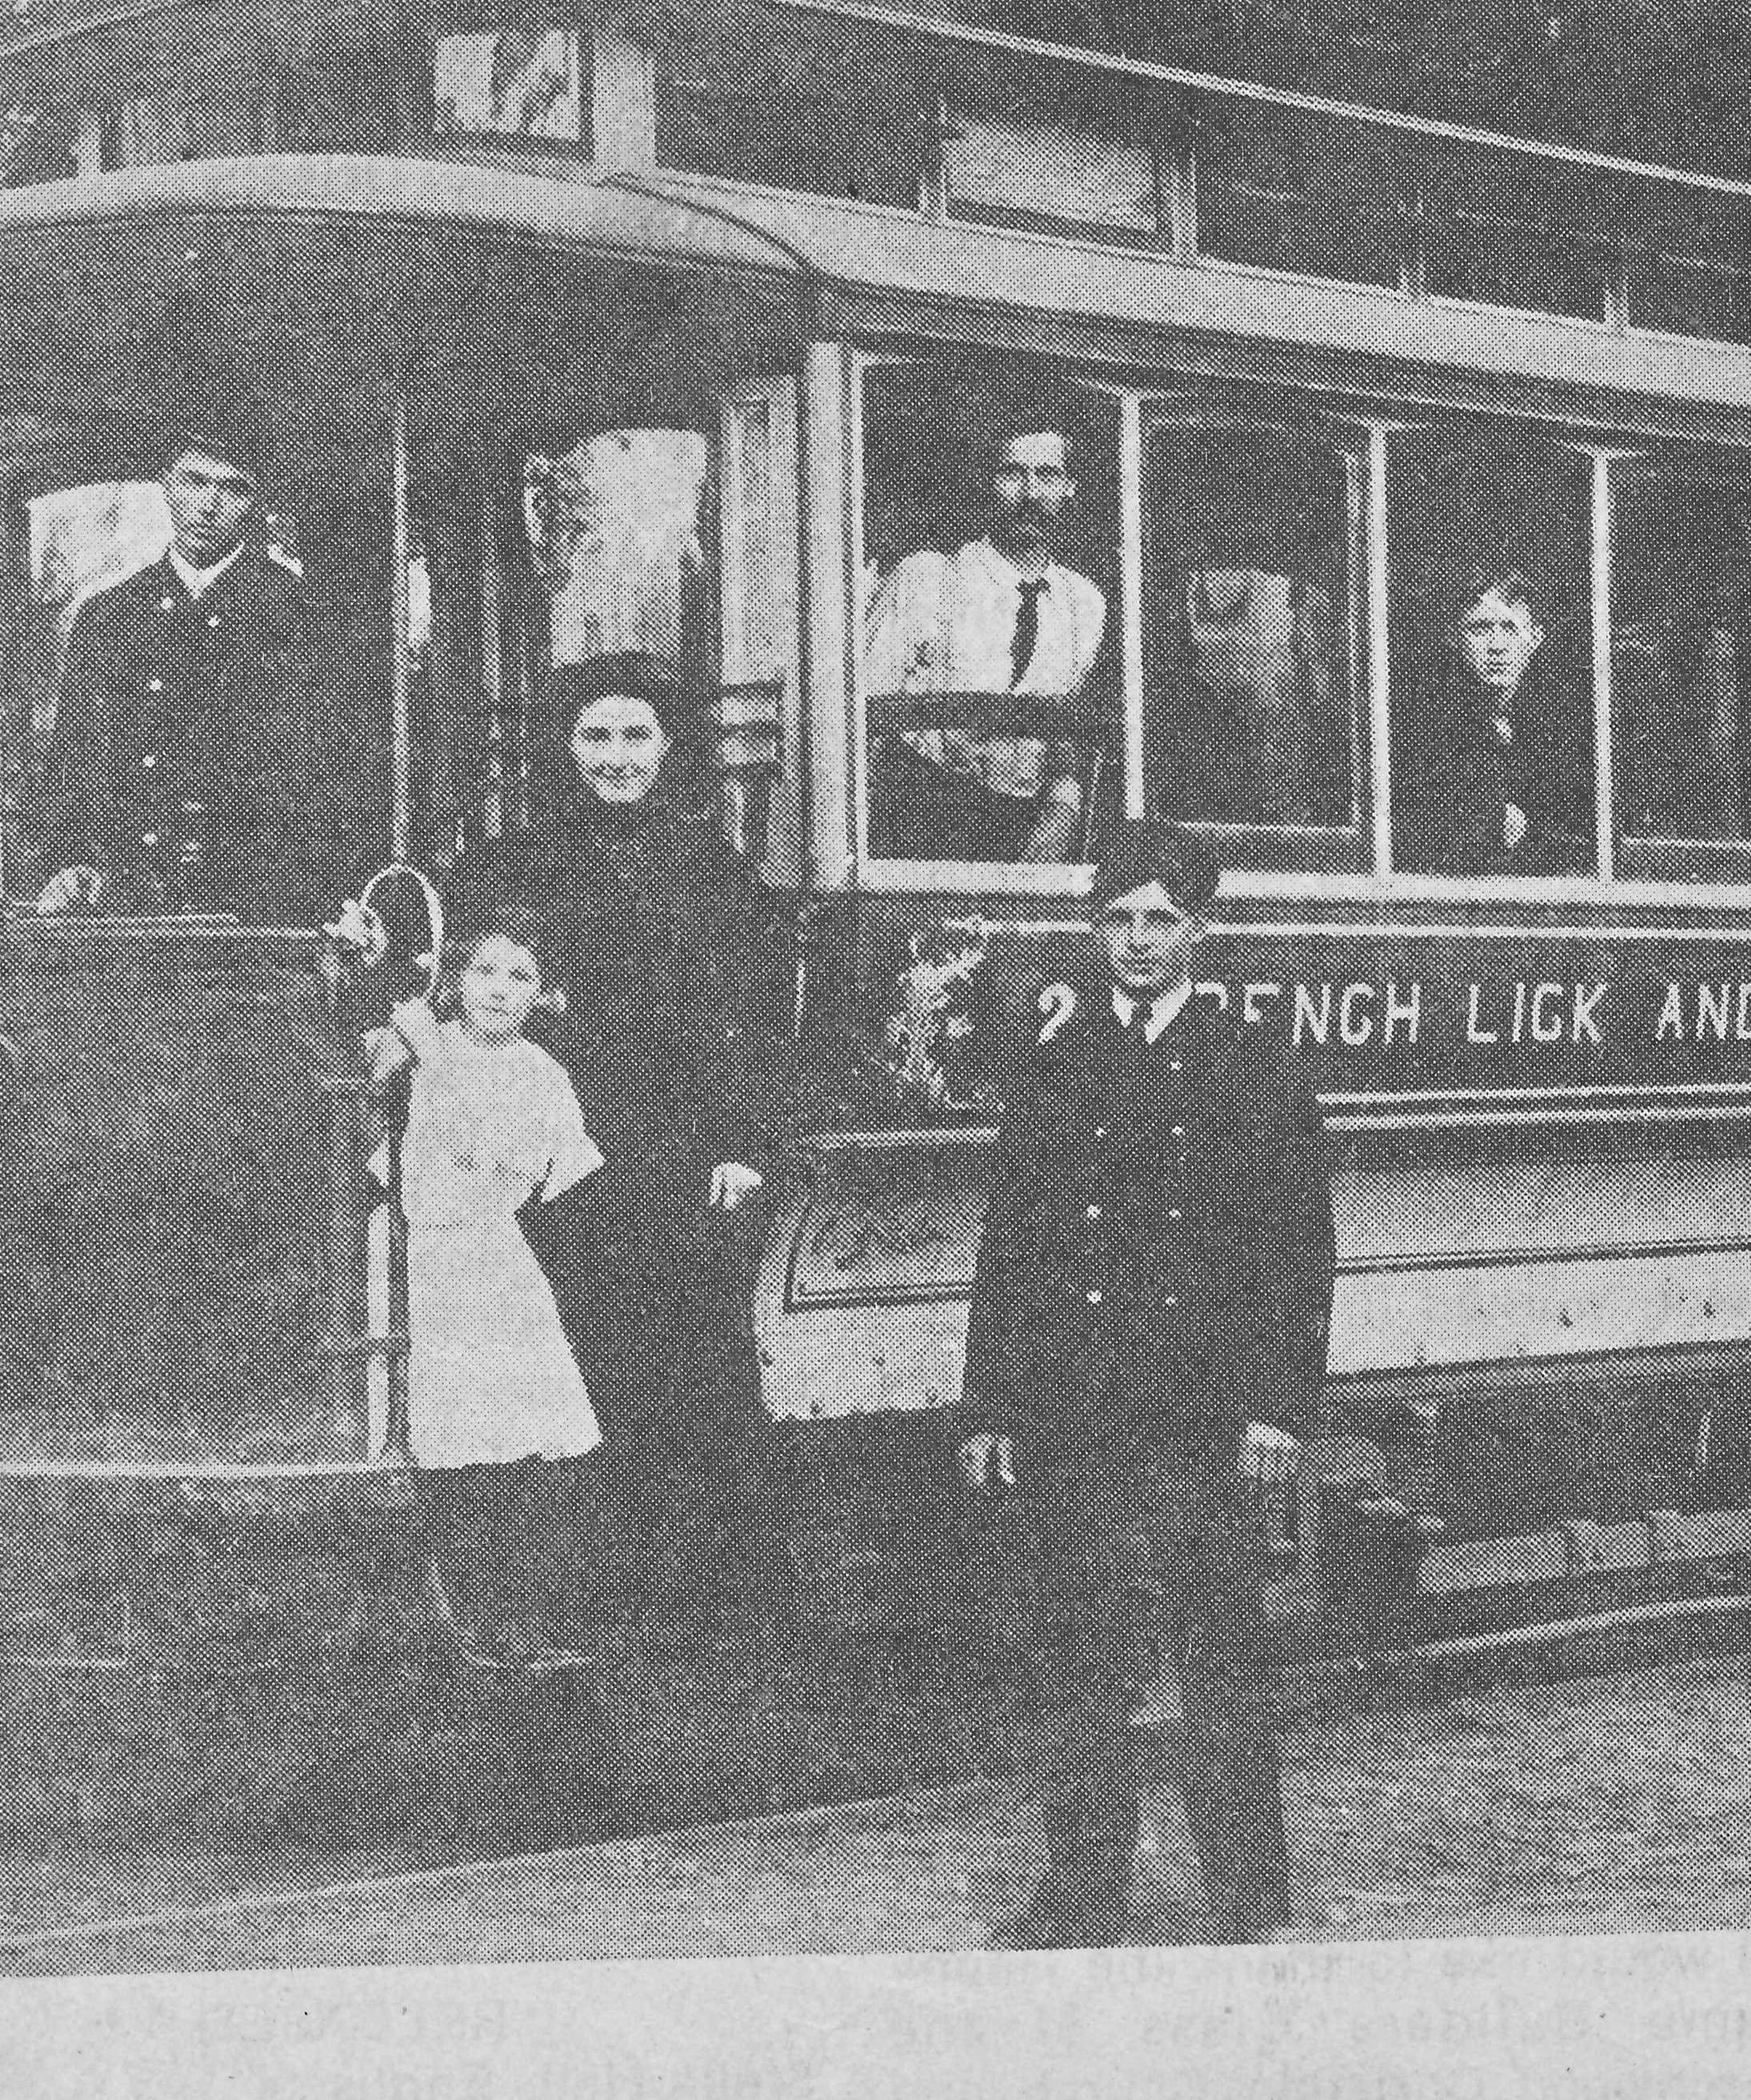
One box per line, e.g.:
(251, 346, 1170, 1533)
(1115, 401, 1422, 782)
(1037, 982, 1076, 1044)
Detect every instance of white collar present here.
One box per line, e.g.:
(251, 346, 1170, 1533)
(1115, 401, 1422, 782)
(1112, 980, 1195, 1044)
(967, 537, 1056, 594)
(166, 542, 246, 600)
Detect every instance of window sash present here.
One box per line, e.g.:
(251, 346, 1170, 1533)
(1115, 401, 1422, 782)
(847, 356, 1751, 892)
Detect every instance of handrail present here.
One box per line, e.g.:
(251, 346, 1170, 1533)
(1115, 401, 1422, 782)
(780, 0, 1751, 208)
(864, 689, 1121, 739)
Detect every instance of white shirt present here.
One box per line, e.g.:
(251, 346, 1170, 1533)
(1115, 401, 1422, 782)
(1111, 980, 1196, 1044)
(865, 538, 1107, 802)
(166, 542, 247, 600)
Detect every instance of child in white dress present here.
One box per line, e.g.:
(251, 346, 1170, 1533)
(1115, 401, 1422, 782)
(371, 910, 603, 1469)
(368, 908, 603, 1653)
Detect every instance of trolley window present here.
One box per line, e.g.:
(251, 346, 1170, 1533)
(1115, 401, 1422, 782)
(433, 27, 587, 144)
(1613, 461, 1751, 876)
(655, 8, 922, 206)
(1196, 107, 1400, 291)
(1140, 413, 1362, 837)
(518, 427, 715, 810)
(859, 363, 1120, 869)
(511, 410, 798, 880)
(1388, 426, 1596, 880)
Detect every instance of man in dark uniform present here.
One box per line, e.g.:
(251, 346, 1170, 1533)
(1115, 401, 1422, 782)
(960, 819, 1335, 1947)
(35, 411, 355, 923)
(0, 407, 371, 1461)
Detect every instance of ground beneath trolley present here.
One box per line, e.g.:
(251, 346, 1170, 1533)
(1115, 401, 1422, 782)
(2, 1651, 1747, 1968)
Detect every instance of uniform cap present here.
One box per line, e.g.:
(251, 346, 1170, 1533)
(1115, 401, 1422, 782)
(1089, 818, 1220, 913)
(554, 651, 702, 739)
(157, 396, 268, 483)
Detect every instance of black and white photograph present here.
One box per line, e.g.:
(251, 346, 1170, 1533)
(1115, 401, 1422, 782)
(0, 0, 1749, 2088)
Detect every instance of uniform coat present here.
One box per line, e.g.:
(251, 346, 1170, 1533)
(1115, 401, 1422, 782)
(963, 981, 1335, 1942)
(0, 551, 368, 1457)
(40, 549, 361, 921)
(963, 985, 1333, 1465)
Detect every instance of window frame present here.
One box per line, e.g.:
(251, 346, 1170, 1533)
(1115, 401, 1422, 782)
(428, 22, 591, 154)
(1608, 447, 1751, 883)
(719, 375, 805, 890)
(1375, 423, 1751, 898)
(845, 356, 1751, 904)
(851, 356, 1382, 892)
(1138, 397, 1374, 863)
(851, 351, 1136, 898)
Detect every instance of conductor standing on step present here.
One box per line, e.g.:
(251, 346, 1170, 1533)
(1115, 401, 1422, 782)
(34, 406, 355, 922)
(961, 819, 1335, 1947)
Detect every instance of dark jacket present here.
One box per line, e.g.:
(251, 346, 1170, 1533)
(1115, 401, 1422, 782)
(1396, 651, 1593, 877)
(447, 796, 787, 1442)
(961, 985, 1335, 1464)
(449, 795, 781, 1221)
(39, 550, 363, 922)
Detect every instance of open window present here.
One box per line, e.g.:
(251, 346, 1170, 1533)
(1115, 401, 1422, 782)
(1140, 409, 1364, 857)
(1613, 459, 1751, 880)
(1388, 425, 1595, 880)
(505, 391, 802, 881)
(517, 425, 715, 810)
(858, 360, 1121, 874)
(433, 24, 586, 144)
(848, 355, 1751, 897)
(856, 361, 1374, 883)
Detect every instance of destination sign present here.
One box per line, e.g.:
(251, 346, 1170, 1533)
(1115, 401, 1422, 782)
(863, 914, 1751, 1122)
(1200, 977, 1751, 1048)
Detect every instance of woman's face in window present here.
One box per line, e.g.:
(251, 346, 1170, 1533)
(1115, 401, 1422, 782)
(569, 694, 671, 805)
(1459, 589, 1544, 701)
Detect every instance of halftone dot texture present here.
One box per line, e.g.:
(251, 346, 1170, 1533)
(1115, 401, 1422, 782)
(0, 0, 1749, 1980)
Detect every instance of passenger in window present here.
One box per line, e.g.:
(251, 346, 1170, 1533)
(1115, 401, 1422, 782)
(864, 423, 1106, 863)
(1399, 570, 1593, 876)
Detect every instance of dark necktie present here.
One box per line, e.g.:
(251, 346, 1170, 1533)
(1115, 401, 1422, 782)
(1010, 578, 1047, 689)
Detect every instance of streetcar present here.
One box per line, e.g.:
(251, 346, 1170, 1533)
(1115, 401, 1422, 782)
(0, 0, 1746, 1657)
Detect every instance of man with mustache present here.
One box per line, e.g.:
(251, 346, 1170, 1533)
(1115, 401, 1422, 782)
(865, 423, 1106, 863)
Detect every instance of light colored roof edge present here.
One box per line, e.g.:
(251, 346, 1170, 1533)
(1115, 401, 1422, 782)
(0, 152, 808, 274)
